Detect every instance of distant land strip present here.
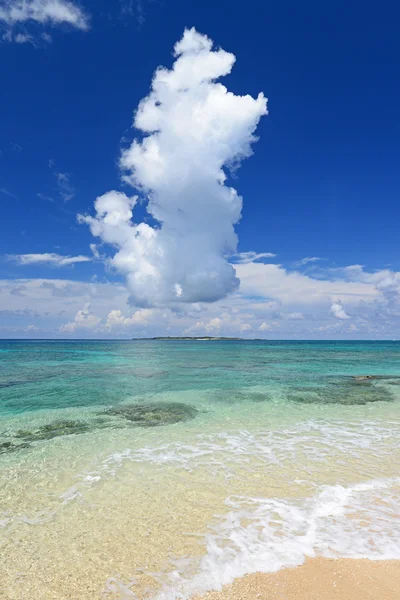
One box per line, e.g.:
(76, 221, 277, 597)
(133, 336, 247, 341)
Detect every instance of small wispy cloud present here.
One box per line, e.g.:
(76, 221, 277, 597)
(90, 244, 101, 259)
(36, 192, 55, 203)
(7, 30, 51, 46)
(13, 31, 33, 43)
(293, 256, 324, 268)
(232, 251, 276, 265)
(48, 160, 75, 201)
(6, 253, 91, 266)
(119, 0, 145, 26)
(10, 142, 22, 152)
(55, 172, 74, 201)
(0, 0, 89, 44)
(0, 187, 18, 199)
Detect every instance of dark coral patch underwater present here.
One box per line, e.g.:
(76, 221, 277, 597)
(101, 401, 198, 427)
(0, 440, 30, 454)
(0, 403, 199, 455)
(14, 419, 91, 442)
(288, 376, 396, 405)
(212, 389, 274, 404)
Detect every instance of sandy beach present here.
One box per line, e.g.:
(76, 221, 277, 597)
(197, 558, 400, 600)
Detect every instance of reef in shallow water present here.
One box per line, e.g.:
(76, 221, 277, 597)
(352, 375, 400, 384)
(101, 402, 198, 427)
(212, 389, 274, 404)
(0, 440, 30, 454)
(14, 419, 91, 442)
(288, 377, 396, 405)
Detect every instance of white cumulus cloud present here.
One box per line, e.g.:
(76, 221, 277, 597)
(59, 304, 100, 333)
(320, 265, 400, 318)
(105, 308, 154, 329)
(235, 262, 377, 306)
(330, 301, 350, 320)
(80, 28, 267, 308)
(205, 317, 222, 332)
(7, 253, 91, 266)
(184, 312, 252, 336)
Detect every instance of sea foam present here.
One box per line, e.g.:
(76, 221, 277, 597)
(113, 476, 398, 600)
(98, 420, 400, 599)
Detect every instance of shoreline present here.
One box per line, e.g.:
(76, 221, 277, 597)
(195, 558, 400, 600)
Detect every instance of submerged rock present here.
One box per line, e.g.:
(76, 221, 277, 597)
(15, 419, 90, 442)
(101, 402, 198, 427)
(0, 440, 30, 454)
(353, 375, 385, 382)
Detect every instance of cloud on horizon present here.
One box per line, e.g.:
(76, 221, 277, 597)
(2, 257, 400, 339)
(59, 303, 101, 333)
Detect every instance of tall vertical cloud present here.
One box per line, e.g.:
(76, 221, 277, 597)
(80, 28, 267, 307)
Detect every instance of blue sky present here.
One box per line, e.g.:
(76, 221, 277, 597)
(1, 0, 399, 338)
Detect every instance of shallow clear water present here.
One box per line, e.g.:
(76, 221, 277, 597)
(1, 340, 400, 599)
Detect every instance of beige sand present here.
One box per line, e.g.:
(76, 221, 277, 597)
(196, 558, 400, 600)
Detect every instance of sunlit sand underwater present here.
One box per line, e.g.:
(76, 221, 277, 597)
(1, 340, 400, 599)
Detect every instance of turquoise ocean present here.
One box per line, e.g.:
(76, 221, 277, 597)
(1, 340, 400, 599)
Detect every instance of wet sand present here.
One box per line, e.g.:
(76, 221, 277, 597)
(196, 558, 400, 600)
